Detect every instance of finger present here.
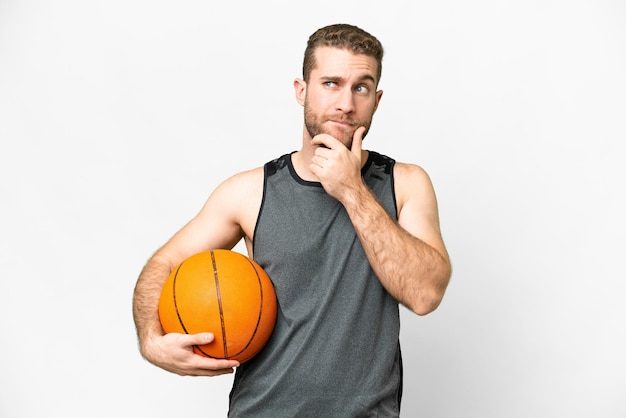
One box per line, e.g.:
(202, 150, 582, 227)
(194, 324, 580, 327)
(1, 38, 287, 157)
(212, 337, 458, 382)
(351, 126, 366, 157)
(187, 332, 215, 346)
(186, 360, 239, 377)
(190, 349, 241, 373)
(190, 366, 237, 377)
(311, 133, 338, 149)
(204, 358, 241, 369)
(205, 368, 236, 377)
(189, 334, 242, 369)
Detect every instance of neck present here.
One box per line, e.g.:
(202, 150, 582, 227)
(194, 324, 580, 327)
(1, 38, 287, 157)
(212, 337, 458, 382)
(291, 149, 319, 182)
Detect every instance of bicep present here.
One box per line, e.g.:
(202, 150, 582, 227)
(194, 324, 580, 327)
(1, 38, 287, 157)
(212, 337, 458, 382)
(155, 169, 262, 270)
(395, 164, 449, 260)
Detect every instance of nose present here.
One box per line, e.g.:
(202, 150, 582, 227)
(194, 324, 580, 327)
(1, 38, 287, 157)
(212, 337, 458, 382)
(335, 87, 355, 113)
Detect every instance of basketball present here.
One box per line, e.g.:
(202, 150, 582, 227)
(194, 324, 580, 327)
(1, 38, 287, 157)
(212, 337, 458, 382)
(158, 249, 277, 364)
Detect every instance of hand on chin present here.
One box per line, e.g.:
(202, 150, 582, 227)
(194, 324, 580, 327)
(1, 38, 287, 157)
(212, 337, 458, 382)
(322, 125, 354, 148)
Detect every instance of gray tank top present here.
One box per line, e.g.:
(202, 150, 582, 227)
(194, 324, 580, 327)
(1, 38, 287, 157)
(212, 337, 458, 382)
(228, 151, 402, 417)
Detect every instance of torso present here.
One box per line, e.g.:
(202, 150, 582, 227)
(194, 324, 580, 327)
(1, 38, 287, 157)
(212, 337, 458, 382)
(228, 151, 403, 417)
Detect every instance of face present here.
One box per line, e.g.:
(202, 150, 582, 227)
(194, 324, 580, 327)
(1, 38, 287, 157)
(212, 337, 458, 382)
(295, 47, 383, 148)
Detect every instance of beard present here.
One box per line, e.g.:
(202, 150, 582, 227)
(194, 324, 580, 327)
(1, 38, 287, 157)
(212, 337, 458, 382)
(303, 100, 371, 149)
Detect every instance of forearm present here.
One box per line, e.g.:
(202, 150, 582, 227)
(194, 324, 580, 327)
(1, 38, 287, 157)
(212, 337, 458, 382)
(343, 185, 451, 315)
(133, 251, 242, 376)
(132, 254, 172, 355)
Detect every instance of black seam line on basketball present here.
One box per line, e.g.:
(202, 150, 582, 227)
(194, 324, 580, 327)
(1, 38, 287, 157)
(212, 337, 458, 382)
(232, 258, 264, 358)
(172, 263, 190, 334)
(211, 250, 229, 358)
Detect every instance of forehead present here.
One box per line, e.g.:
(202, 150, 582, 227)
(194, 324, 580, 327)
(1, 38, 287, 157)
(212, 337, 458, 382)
(311, 46, 378, 82)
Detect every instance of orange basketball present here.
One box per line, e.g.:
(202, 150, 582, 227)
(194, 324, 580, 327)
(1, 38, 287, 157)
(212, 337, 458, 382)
(158, 249, 277, 364)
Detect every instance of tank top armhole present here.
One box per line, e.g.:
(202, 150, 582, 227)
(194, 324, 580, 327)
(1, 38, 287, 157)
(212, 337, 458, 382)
(390, 160, 398, 221)
(366, 151, 399, 221)
(251, 160, 273, 255)
(252, 153, 294, 255)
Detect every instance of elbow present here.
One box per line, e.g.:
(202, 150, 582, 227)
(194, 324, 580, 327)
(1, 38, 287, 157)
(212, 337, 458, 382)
(408, 266, 451, 316)
(411, 291, 444, 316)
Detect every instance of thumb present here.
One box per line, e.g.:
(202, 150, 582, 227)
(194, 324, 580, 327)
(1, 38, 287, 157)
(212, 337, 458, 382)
(190, 332, 215, 345)
(351, 126, 366, 158)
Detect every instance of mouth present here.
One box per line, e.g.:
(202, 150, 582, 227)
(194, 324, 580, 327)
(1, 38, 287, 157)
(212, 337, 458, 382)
(327, 118, 356, 129)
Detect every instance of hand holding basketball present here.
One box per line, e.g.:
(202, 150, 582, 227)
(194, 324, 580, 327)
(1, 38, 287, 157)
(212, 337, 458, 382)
(143, 331, 241, 376)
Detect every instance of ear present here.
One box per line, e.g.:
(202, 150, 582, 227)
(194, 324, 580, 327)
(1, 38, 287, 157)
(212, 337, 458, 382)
(294, 78, 307, 106)
(373, 89, 383, 113)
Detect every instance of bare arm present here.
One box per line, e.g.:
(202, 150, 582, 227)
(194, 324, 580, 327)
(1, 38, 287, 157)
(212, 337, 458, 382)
(132, 168, 263, 374)
(342, 162, 450, 314)
(311, 128, 451, 315)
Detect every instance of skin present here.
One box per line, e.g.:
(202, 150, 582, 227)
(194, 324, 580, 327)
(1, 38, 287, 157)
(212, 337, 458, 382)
(133, 46, 451, 377)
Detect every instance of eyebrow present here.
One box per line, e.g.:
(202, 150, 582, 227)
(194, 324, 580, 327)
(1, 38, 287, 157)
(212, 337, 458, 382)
(321, 75, 377, 85)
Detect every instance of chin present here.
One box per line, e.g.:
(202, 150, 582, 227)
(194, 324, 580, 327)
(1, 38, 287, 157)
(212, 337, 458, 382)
(327, 127, 355, 146)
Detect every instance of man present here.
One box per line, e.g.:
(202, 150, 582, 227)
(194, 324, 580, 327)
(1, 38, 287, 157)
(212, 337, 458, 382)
(133, 23, 451, 417)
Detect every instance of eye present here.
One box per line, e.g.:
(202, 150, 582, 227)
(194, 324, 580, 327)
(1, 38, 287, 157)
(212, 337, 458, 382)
(355, 84, 370, 94)
(324, 81, 337, 88)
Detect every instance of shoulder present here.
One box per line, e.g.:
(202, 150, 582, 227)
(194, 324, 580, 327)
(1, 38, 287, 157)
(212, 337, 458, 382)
(393, 161, 431, 182)
(221, 165, 265, 186)
(392, 161, 438, 212)
(264, 153, 291, 175)
(214, 152, 291, 202)
(366, 151, 395, 174)
(213, 166, 265, 204)
(364, 151, 436, 210)
(194, 166, 265, 247)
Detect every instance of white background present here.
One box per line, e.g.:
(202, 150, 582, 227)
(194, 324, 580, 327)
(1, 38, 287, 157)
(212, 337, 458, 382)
(1, 1, 625, 417)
